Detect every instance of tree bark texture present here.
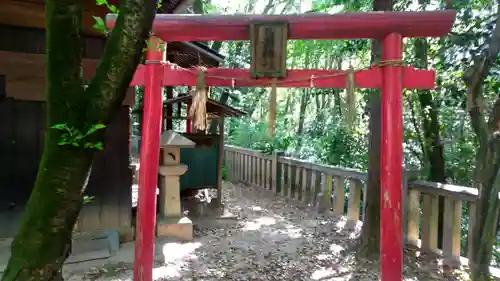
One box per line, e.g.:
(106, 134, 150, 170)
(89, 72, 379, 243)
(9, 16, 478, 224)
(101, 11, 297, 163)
(414, 33, 446, 249)
(464, 5, 500, 281)
(0, 0, 156, 279)
(357, 0, 393, 260)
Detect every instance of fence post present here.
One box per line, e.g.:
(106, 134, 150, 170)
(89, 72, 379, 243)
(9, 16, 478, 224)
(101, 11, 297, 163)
(271, 151, 283, 194)
(318, 173, 333, 212)
(403, 168, 419, 244)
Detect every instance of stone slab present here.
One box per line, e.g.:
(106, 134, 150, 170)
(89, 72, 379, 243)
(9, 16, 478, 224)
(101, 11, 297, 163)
(156, 217, 193, 241)
(66, 230, 120, 264)
(0, 208, 22, 238)
(1, 230, 120, 273)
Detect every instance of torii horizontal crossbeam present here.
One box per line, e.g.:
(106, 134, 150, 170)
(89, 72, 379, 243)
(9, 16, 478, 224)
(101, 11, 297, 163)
(130, 64, 436, 89)
(106, 11, 456, 42)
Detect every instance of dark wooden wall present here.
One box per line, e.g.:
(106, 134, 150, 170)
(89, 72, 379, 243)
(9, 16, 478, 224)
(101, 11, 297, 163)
(0, 97, 132, 237)
(76, 106, 133, 234)
(0, 25, 104, 59)
(0, 99, 45, 208)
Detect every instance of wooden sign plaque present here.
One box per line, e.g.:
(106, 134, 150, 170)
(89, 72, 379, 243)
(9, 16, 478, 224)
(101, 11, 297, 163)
(249, 21, 288, 79)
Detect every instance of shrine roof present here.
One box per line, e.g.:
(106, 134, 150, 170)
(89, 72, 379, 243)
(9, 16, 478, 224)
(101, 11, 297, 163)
(165, 95, 246, 118)
(169, 42, 224, 68)
(160, 130, 196, 147)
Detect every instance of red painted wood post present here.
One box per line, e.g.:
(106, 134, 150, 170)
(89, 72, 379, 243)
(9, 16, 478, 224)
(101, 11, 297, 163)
(134, 36, 165, 281)
(380, 32, 403, 281)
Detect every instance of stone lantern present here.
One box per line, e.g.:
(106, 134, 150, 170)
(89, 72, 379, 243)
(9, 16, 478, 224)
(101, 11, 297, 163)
(156, 130, 195, 241)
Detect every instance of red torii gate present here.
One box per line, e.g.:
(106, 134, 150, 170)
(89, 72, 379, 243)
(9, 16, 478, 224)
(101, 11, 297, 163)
(106, 10, 456, 281)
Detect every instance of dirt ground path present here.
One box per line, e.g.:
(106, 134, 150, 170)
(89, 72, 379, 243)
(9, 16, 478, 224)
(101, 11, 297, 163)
(68, 182, 468, 281)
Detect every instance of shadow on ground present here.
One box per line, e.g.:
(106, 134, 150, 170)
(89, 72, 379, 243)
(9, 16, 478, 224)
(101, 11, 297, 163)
(64, 182, 469, 281)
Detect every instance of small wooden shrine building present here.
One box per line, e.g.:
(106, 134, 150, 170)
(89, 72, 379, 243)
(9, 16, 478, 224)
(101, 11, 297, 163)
(0, 0, 224, 240)
(164, 94, 245, 201)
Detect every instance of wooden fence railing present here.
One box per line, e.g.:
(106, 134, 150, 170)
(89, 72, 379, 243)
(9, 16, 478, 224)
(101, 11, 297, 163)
(223, 145, 500, 277)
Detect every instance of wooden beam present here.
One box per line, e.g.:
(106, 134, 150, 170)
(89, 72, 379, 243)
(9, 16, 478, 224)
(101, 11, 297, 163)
(0, 0, 108, 35)
(0, 25, 104, 58)
(216, 117, 225, 207)
(131, 64, 436, 89)
(0, 51, 135, 104)
(166, 116, 221, 120)
(106, 11, 456, 42)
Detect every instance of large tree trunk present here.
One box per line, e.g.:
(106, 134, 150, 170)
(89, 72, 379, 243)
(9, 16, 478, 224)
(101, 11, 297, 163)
(465, 5, 500, 280)
(413, 1, 446, 184)
(1, 0, 156, 280)
(414, 14, 446, 248)
(294, 89, 310, 155)
(294, 50, 312, 155)
(357, 0, 393, 260)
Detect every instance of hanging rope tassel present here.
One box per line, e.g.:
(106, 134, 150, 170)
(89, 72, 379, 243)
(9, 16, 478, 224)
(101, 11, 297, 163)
(345, 67, 356, 128)
(189, 67, 208, 132)
(268, 78, 278, 136)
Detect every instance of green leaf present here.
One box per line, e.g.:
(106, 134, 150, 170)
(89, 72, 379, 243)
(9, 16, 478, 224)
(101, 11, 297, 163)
(92, 16, 107, 34)
(108, 4, 119, 13)
(51, 124, 68, 130)
(95, 0, 107, 5)
(86, 123, 106, 135)
(93, 124, 106, 130)
(83, 195, 95, 204)
(95, 142, 104, 150)
(204, 2, 217, 12)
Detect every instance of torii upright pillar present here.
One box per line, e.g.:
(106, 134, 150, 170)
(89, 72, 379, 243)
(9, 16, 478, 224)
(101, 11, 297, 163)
(134, 36, 165, 281)
(380, 32, 403, 281)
